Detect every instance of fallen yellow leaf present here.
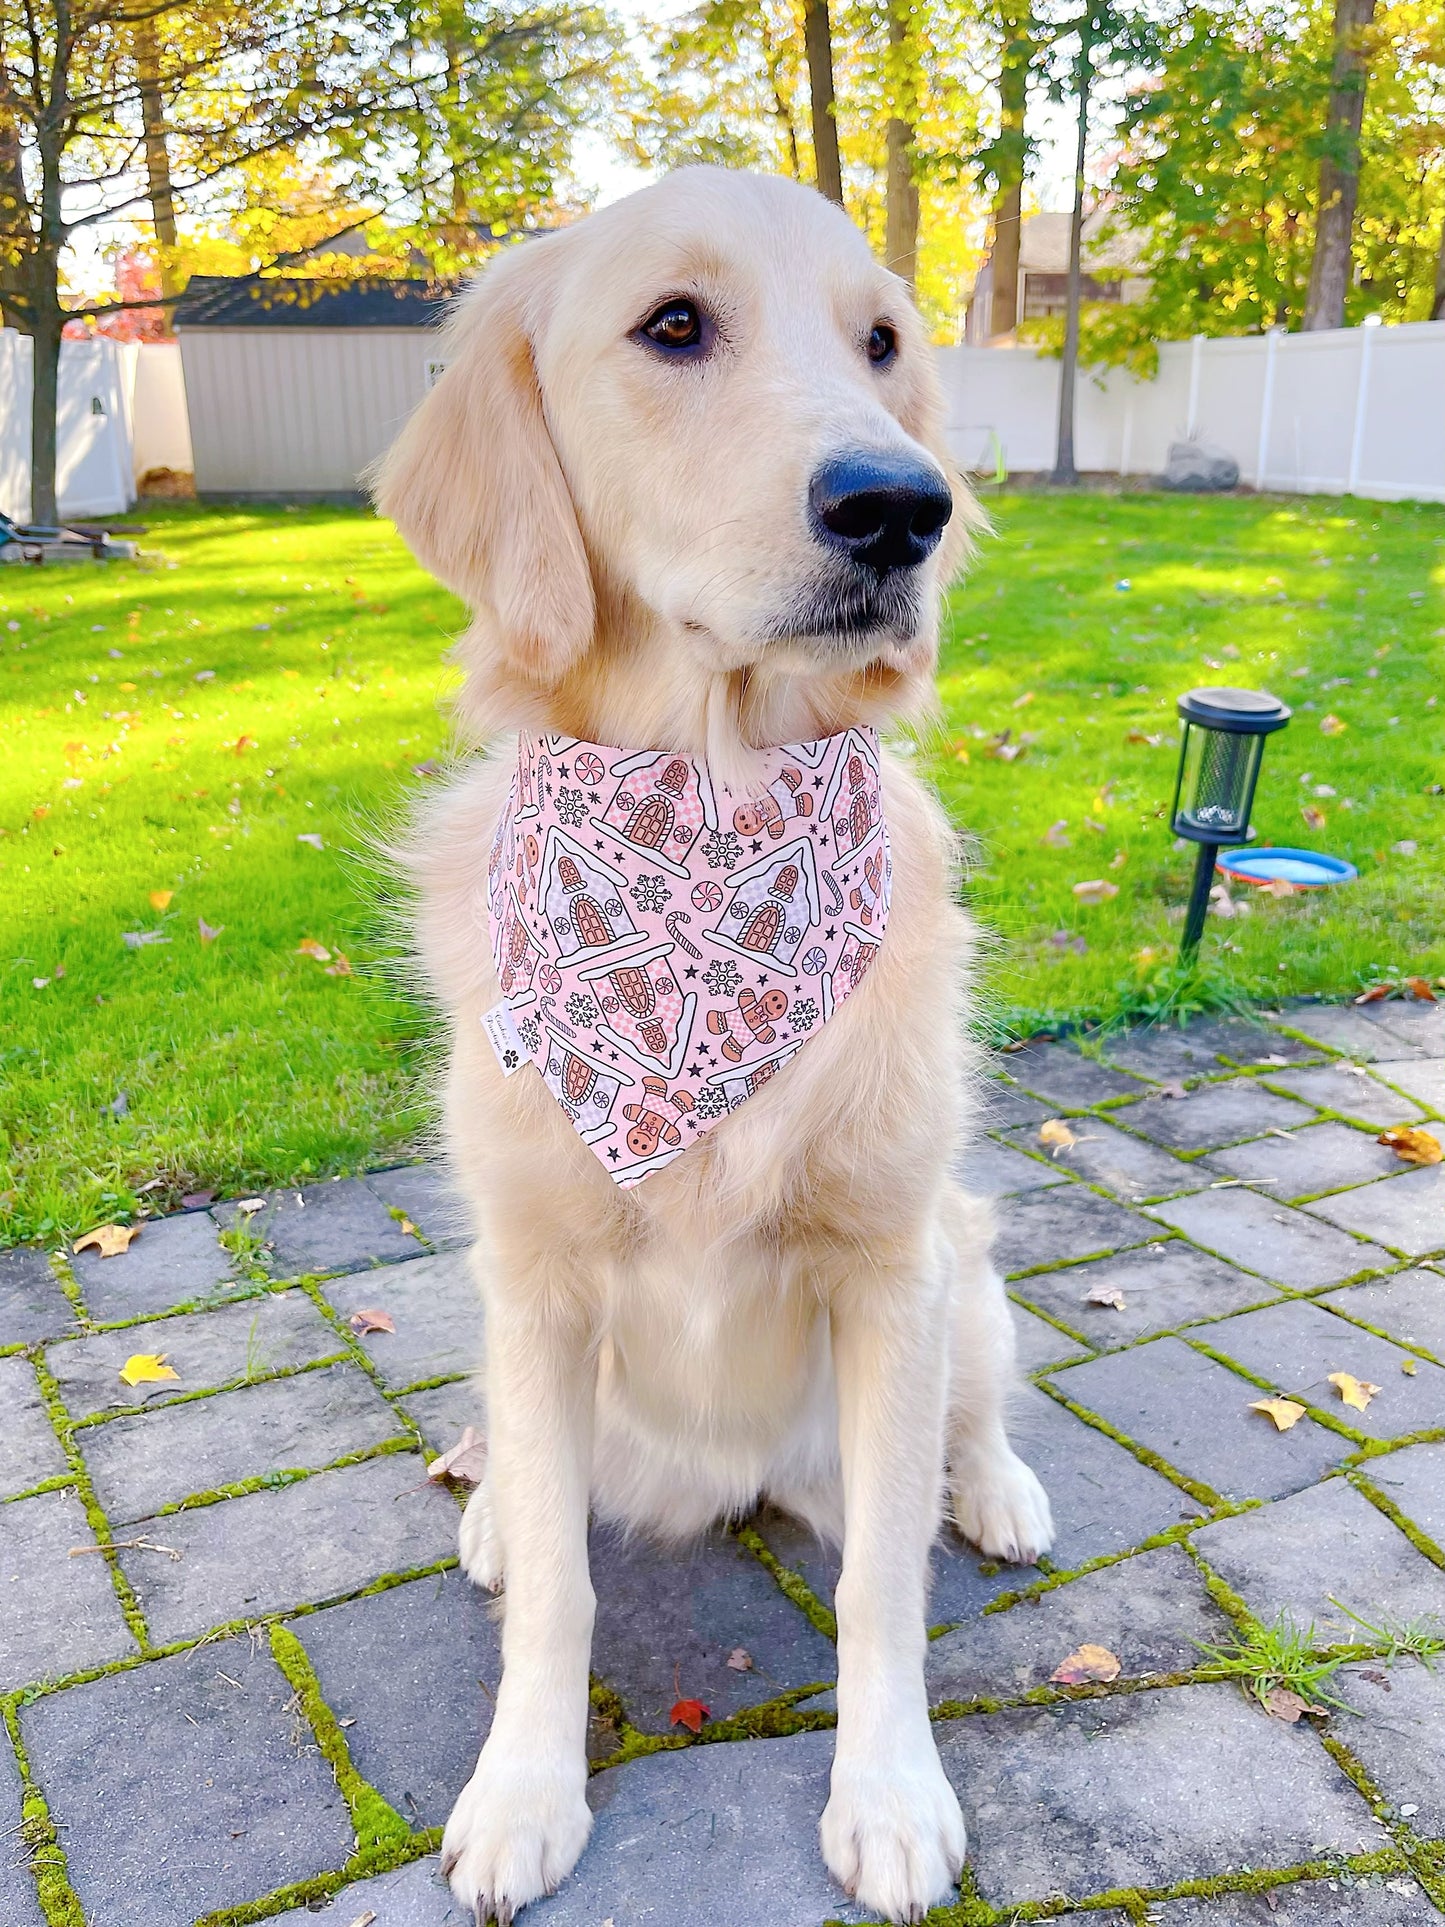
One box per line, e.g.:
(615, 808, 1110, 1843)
(1301, 804, 1327, 831)
(1251, 1397, 1306, 1431)
(349, 1308, 395, 1335)
(1328, 1371, 1380, 1412)
(149, 889, 173, 911)
(1320, 713, 1347, 736)
(398, 1216, 419, 1238)
(74, 1223, 141, 1259)
(1378, 1127, 1443, 1167)
(197, 916, 223, 945)
(1039, 1119, 1078, 1154)
(324, 952, 353, 977)
(1402, 1358, 1418, 1376)
(296, 938, 332, 961)
(1051, 1643, 1121, 1685)
(118, 1353, 179, 1387)
(1072, 878, 1119, 904)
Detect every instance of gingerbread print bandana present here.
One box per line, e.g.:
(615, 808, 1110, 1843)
(485, 727, 892, 1185)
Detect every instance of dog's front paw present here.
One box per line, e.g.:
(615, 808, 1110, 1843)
(950, 1443, 1053, 1565)
(459, 1479, 504, 1592)
(821, 1742, 966, 1924)
(441, 1737, 592, 1922)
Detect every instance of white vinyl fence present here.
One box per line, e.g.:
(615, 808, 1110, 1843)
(936, 319, 1445, 503)
(0, 334, 193, 522)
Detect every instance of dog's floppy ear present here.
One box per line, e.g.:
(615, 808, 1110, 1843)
(373, 242, 594, 684)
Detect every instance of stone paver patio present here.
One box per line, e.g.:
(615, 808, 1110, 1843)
(2, 999, 1443, 1925)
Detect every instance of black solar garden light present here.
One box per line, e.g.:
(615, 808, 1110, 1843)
(1171, 687, 1291, 961)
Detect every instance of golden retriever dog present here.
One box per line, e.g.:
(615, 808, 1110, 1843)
(376, 165, 1052, 1925)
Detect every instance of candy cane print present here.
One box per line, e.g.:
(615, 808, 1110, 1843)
(665, 910, 702, 958)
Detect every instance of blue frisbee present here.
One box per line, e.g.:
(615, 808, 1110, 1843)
(1216, 846, 1358, 888)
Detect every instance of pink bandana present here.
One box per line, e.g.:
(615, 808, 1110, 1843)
(485, 728, 891, 1184)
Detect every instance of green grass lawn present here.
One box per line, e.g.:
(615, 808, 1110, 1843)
(3, 492, 1443, 1245)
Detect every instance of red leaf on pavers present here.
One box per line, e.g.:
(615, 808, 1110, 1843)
(1404, 977, 1437, 1002)
(1050, 1644, 1121, 1685)
(669, 1697, 709, 1733)
(349, 1308, 395, 1335)
(1354, 984, 1394, 1003)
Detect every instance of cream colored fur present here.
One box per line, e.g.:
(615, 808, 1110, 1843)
(374, 166, 1052, 1927)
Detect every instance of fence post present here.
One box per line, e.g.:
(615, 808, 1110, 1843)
(1347, 323, 1375, 496)
(1255, 331, 1278, 491)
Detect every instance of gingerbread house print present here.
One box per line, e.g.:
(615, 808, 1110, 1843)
(821, 923, 883, 1018)
(706, 837, 821, 974)
(537, 829, 640, 962)
(492, 883, 546, 999)
(597, 749, 719, 879)
(539, 1026, 626, 1144)
(579, 941, 697, 1079)
(706, 1040, 802, 1111)
(821, 729, 884, 860)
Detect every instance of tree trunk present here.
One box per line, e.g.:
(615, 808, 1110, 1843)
(28, 258, 63, 525)
(1303, 0, 1378, 332)
(804, 0, 843, 204)
(1432, 216, 1445, 320)
(1052, 36, 1092, 486)
(884, 3, 918, 285)
(989, 5, 1031, 337)
(0, 86, 29, 331)
(135, 20, 180, 298)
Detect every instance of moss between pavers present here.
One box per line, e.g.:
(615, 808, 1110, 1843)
(191, 1834, 442, 1927)
(27, 1347, 149, 1648)
(269, 1623, 411, 1855)
(0, 1474, 77, 1507)
(1032, 1379, 1224, 1509)
(2, 1699, 86, 1927)
(1349, 1468, 1445, 1570)
(734, 1522, 838, 1642)
(65, 1351, 355, 1433)
(151, 1435, 416, 1517)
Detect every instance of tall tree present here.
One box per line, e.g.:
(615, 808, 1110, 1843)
(133, 18, 180, 297)
(883, 0, 919, 280)
(804, 0, 844, 201)
(1051, 8, 1095, 483)
(987, 0, 1033, 336)
(1304, 0, 1381, 327)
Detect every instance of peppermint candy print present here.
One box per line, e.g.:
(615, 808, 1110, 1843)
(486, 727, 891, 1185)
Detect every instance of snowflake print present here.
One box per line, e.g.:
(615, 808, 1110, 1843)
(703, 959, 742, 998)
(555, 786, 587, 826)
(702, 829, 742, 871)
(517, 1016, 540, 1054)
(629, 873, 672, 913)
(564, 992, 596, 1027)
(694, 1085, 729, 1119)
(789, 997, 819, 1033)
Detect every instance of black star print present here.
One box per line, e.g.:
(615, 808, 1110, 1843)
(558, 763, 570, 778)
(687, 1062, 702, 1078)
(594, 839, 604, 850)
(750, 839, 762, 854)
(608, 1050, 619, 1062)
(683, 966, 698, 980)
(819, 835, 829, 849)
(825, 926, 837, 940)
(812, 775, 825, 788)
(757, 973, 769, 986)
(607, 1146, 619, 1161)
(699, 1043, 713, 1060)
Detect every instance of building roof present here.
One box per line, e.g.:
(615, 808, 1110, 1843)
(174, 276, 454, 330)
(1017, 208, 1144, 276)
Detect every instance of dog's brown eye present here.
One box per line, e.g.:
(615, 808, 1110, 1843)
(641, 299, 703, 351)
(868, 323, 897, 366)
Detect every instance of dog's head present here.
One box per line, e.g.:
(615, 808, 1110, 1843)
(375, 167, 976, 739)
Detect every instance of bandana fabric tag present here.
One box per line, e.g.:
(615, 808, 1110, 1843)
(486, 727, 891, 1186)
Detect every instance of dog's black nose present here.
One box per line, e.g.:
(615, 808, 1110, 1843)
(809, 452, 952, 574)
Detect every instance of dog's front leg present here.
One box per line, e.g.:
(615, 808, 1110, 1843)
(820, 1236, 965, 1925)
(442, 1287, 596, 1921)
